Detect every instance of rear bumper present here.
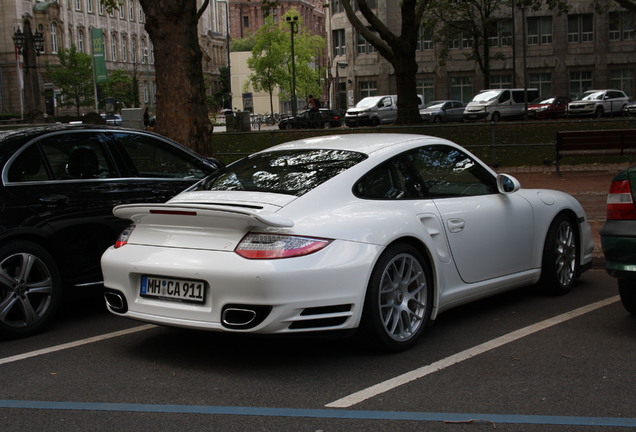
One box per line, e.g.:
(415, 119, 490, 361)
(600, 220, 636, 279)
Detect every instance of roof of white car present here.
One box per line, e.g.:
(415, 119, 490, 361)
(264, 133, 453, 156)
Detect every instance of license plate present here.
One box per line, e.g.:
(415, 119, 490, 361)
(140, 275, 206, 304)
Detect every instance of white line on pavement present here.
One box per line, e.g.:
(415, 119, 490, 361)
(326, 296, 620, 408)
(0, 325, 155, 366)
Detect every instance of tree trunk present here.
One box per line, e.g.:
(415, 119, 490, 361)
(140, 0, 213, 156)
(393, 53, 421, 125)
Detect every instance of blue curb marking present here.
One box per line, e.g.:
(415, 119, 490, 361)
(1, 400, 635, 427)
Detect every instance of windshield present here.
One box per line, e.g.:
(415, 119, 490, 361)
(582, 91, 604, 101)
(472, 90, 501, 103)
(193, 149, 367, 196)
(423, 101, 446, 109)
(533, 98, 555, 104)
(356, 97, 382, 108)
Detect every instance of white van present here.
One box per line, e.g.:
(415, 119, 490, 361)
(345, 95, 424, 127)
(463, 88, 539, 122)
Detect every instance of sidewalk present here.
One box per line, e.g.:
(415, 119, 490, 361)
(499, 163, 630, 267)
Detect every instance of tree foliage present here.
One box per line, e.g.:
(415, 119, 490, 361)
(245, 10, 324, 114)
(45, 45, 94, 116)
(100, 69, 135, 110)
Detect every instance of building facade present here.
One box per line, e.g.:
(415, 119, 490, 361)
(327, 0, 636, 109)
(1, 0, 228, 119)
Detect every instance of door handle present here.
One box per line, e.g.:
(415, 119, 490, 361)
(447, 218, 465, 233)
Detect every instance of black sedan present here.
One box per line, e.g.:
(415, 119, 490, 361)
(278, 109, 343, 129)
(0, 124, 221, 338)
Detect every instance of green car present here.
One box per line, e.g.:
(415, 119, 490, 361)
(601, 166, 636, 314)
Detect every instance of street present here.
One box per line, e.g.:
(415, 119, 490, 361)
(1, 269, 635, 431)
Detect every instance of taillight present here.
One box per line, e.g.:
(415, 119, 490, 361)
(606, 180, 636, 220)
(114, 224, 136, 248)
(235, 233, 332, 259)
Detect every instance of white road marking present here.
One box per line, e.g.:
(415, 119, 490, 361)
(0, 325, 155, 366)
(326, 296, 620, 408)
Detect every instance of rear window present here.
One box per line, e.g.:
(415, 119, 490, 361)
(193, 149, 367, 196)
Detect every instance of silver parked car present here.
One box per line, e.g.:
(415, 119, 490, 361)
(567, 89, 629, 117)
(420, 100, 466, 123)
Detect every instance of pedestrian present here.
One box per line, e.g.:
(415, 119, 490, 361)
(143, 107, 150, 129)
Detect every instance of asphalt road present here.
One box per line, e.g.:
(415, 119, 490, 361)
(1, 269, 634, 431)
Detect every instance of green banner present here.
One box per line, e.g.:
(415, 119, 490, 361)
(91, 28, 108, 83)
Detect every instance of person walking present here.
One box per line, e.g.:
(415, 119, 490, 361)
(143, 107, 150, 129)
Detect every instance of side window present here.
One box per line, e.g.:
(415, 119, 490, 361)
(115, 133, 207, 179)
(499, 90, 510, 102)
(7, 144, 49, 182)
(409, 145, 497, 198)
(354, 157, 423, 200)
(38, 133, 117, 180)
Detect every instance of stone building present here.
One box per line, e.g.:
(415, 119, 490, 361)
(327, 0, 636, 109)
(1, 0, 228, 119)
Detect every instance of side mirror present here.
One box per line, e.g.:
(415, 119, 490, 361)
(496, 174, 520, 194)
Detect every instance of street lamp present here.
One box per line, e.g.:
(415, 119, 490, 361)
(218, 0, 232, 110)
(13, 21, 44, 122)
(143, 47, 152, 112)
(286, 15, 299, 117)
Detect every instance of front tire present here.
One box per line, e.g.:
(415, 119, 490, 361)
(360, 243, 432, 352)
(0, 241, 62, 338)
(539, 215, 579, 295)
(618, 279, 636, 315)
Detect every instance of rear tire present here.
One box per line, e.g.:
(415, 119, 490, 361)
(618, 278, 636, 315)
(360, 243, 432, 352)
(0, 241, 62, 339)
(539, 214, 579, 295)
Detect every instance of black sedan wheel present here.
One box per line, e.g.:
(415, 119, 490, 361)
(539, 214, 579, 295)
(0, 241, 61, 338)
(618, 278, 636, 315)
(360, 243, 432, 352)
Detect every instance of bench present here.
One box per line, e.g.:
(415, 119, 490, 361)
(555, 129, 636, 174)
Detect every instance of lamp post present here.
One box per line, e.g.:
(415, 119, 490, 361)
(13, 21, 44, 121)
(218, 0, 232, 110)
(143, 47, 152, 112)
(286, 15, 299, 117)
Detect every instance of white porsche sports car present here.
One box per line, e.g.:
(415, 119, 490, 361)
(101, 134, 593, 352)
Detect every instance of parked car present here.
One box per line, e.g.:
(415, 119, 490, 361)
(0, 124, 222, 338)
(463, 88, 539, 122)
(100, 113, 123, 126)
(278, 109, 343, 129)
(345, 95, 424, 127)
(526, 96, 570, 120)
(623, 101, 636, 117)
(101, 133, 593, 352)
(567, 89, 629, 117)
(419, 100, 465, 123)
(600, 166, 636, 314)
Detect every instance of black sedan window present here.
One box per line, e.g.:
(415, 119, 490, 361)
(115, 133, 208, 179)
(194, 149, 366, 196)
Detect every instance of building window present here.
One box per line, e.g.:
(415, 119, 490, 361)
(122, 36, 128, 62)
(99, 2, 104, 15)
(87, 0, 93, 13)
(610, 69, 634, 96)
(359, 81, 377, 99)
(529, 72, 552, 97)
(129, 0, 135, 20)
(332, 29, 345, 57)
(417, 27, 433, 51)
(450, 76, 472, 102)
(449, 24, 472, 50)
(527, 16, 552, 45)
(569, 71, 593, 99)
(131, 37, 137, 63)
(243, 16, 249, 31)
(332, 0, 343, 14)
(488, 19, 512, 47)
(489, 75, 512, 89)
(609, 11, 635, 41)
(75, 0, 82, 11)
(119, 2, 125, 19)
(356, 31, 376, 55)
(111, 33, 117, 61)
(568, 14, 593, 43)
(417, 78, 434, 103)
(51, 23, 58, 53)
(78, 29, 85, 53)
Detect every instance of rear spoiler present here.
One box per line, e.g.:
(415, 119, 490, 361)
(113, 203, 294, 228)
